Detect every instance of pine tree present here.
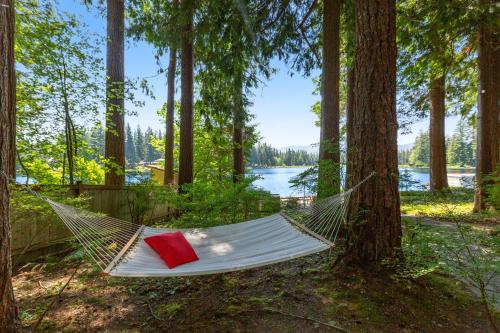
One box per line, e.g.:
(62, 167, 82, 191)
(135, 125, 145, 162)
(447, 120, 475, 167)
(144, 127, 155, 163)
(409, 131, 430, 167)
(125, 123, 136, 166)
(88, 125, 105, 161)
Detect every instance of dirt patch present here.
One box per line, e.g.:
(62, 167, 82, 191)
(13, 252, 495, 332)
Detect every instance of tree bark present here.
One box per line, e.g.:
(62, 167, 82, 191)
(178, 1, 194, 188)
(164, 47, 177, 185)
(346, 0, 401, 266)
(105, 0, 125, 186)
(232, 83, 245, 183)
(429, 75, 449, 191)
(232, 126, 244, 182)
(345, 66, 355, 188)
(474, 0, 499, 212)
(318, 0, 341, 197)
(59, 57, 75, 185)
(0, 0, 19, 330)
(232, 63, 245, 183)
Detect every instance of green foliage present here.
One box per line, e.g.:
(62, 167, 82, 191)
(153, 103, 258, 184)
(484, 169, 500, 211)
(134, 125, 146, 163)
(399, 186, 499, 329)
(401, 217, 499, 330)
(400, 188, 485, 221)
(126, 174, 175, 225)
(84, 125, 105, 162)
(317, 140, 344, 198)
(170, 178, 280, 229)
(125, 124, 137, 166)
(289, 166, 318, 197)
(10, 186, 90, 222)
(400, 220, 442, 278)
(402, 120, 476, 169)
(408, 131, 430, 167)
(399, 169, 424, 191)
(72, 156, 104, 184)
(447, 119, 476, 167)
(15, 0, 105, 185)
(9, 185, 91, 261)
(21, 159, 61, 185)
(249, 143, 317, 167)
(397, 0, 478, 130)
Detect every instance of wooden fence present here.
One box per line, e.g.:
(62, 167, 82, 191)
(11, 184, 174, 265)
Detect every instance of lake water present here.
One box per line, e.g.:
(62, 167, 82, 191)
(249, 167, 474, 197)
(15, 167, 474, 197)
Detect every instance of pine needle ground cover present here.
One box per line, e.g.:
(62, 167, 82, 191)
(13, 248, 495, 332)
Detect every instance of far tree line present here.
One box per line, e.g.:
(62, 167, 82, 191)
(249, 144, 317, 168)
(90, 127, 318, 169)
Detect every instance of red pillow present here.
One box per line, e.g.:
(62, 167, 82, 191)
(144, 231, 199, 269)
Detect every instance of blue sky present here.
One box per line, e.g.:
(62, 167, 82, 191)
(60, 0, 460, 148)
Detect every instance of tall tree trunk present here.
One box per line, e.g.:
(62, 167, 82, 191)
(429, 75, 448, 191)
(61, 76, 74, 185)
(345, 66, 355, 188)
(164, 47, 177, 185)
(318, 0, 341, 198)
(346, 0, 401, 266)
(178, 1, 194, 188)
(474, 0, 499, 212)
(105, 0, 125, 186)
(233, 66, 245, 183)
(0, 0, 19, 330)
(232, 125, 244, 182)
(64, 112, 74, 185)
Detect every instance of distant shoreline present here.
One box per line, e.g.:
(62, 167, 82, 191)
(249, 165, 476, 171)
(248, 165, 315, 169)
(399, 166, 475, 171)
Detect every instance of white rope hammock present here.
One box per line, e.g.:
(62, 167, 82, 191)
(31, 173, 374, 277)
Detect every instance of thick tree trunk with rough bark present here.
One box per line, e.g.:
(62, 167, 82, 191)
(318, 0, 341, 197)
(429, 75, 449, 191)
(178, 1, 194, 188)
(346, 0, 401, 266)
(0, 0, 19, 330)
(474, 0, 499, 212)
(105, 0, 125, 186)
(164, 48, 177, 185)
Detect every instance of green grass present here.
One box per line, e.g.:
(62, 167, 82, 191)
(400, 188, 498, 223)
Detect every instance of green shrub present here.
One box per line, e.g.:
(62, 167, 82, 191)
(125, 174, 176, 225)
(484, 169, 500, 211)
(170, 177, 280, 228)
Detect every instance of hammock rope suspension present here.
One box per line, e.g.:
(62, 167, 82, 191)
(19, 172, 375, 277)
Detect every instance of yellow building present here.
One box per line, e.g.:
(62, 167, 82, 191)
(146, 165, 178, 185)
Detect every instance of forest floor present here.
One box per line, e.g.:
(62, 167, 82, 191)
(13, 248, 497, 333)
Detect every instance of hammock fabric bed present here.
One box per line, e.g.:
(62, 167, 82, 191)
(34, 173, 374, 277)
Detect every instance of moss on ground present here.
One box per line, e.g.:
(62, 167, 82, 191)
(12, 251, 496, 333)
